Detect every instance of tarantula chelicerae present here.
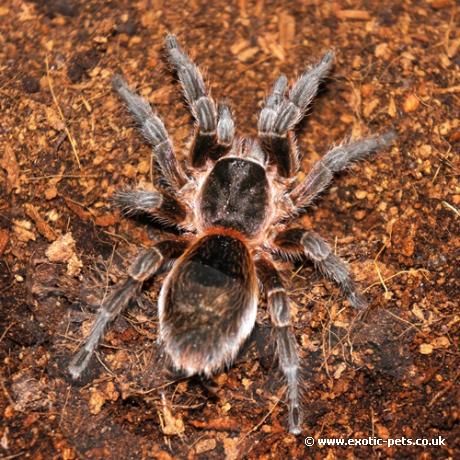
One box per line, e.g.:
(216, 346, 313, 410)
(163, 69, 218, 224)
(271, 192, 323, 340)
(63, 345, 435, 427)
(68, 35, 394, 434)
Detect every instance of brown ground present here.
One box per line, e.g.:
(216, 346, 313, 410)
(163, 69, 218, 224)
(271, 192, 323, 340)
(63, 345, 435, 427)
(1, 0, 459, 459)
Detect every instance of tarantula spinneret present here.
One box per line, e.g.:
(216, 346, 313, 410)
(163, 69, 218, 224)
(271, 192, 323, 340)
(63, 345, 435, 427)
(68, 34, 394, 435)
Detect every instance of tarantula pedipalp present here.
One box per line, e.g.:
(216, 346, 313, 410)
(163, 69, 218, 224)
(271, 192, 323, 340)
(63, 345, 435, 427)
(68, 34, 394, 435)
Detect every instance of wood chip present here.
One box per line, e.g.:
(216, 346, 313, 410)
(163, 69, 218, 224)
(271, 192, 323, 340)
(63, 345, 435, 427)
(13, 219, 35, 243)
(230, 39, 250, 55)
(44, 186, 58, 200)
(429, 0, 453, 9)
(24, 204, 57, 242)
(403, 94, 420, 112)
(189, 417, 241, 431)
(64, 197, 92, 221)
(89, 387, 107, 415)
(1, 145, 21, 192)
(335, 10, 371, 21)
(236, 47, 259, 62)
(278, 11, 296, 50)
(194, 438, 216, 454)
(420, 343, 433, 355)
(94, 213, 117, 227)
(0, 229, 9, 256)
(431, 336, 450, 349)
(387, 96, 397, 117)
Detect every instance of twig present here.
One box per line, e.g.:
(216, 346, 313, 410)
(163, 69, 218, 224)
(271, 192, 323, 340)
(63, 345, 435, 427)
(58, 386, 71, 429)
(239, 391, 284, 441)
(363, 268, 430, 293)
(428, 370, 460, 407)
(25, 174, 100, 181)
(0, 322, 15, 344)
(45, 55, 81, 169)
(442, 201, 459, 218)
(372, 219, 396, 293)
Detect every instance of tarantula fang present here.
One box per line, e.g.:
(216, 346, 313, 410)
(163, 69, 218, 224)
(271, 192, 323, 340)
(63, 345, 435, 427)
(68, 34, 395, 435)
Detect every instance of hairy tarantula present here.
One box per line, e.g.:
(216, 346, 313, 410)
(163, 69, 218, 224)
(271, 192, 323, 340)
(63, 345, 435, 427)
(68, 35, 394, 434)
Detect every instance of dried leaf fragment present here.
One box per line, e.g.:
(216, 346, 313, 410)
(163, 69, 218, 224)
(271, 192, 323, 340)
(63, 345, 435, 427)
(44, 186, 58, 200)
(334, 362, 347, 379)
(375, 43, 390, 59)
(278, 11, 296, 50)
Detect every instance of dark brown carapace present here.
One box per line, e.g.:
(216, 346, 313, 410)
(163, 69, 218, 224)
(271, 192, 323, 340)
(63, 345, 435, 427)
(68, 35, 394, 434)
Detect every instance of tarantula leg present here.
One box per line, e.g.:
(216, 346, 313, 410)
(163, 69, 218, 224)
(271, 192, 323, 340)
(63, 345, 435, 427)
(112, 189, 187, 226)
(258, 52, 334, 177)
(255, 256, 301, 435)
(112, 75, 187, 190)
(290, 132, 395, 212)
(68, 240, 188, 380)
(274, 229, 366, 309)
(165, 34, 235, 167)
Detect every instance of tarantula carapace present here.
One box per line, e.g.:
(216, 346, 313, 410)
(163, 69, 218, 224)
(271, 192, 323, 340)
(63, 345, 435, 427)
(68, 34, 394, 434)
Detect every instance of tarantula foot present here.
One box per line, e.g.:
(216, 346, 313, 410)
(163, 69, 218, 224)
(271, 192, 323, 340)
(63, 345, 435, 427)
(68, 347, 93, 380)
(289, 405, 302, 435)
(348, 292, 367, 310)
(64, 35, 396, 436)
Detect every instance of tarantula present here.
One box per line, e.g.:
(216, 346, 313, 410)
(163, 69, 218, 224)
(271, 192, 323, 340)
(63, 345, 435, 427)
(68, 34, 394, 434)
